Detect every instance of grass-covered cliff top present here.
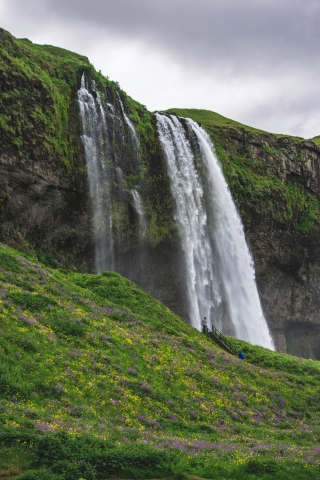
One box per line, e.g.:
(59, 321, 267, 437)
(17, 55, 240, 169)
(0, 28, 153, 173)
(165, 108, 268, 136)
(0, 28, 89, 170)
(166, 108, 319, 145)
(1, 243, 320, 479)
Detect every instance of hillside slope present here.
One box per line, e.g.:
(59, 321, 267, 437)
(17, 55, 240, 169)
(0, 244, 320, 479)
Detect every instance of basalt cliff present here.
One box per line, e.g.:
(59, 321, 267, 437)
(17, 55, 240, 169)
(1, 28, 320, 358)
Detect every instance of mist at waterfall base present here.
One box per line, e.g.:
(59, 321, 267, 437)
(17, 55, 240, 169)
(156, 114, 274, 350)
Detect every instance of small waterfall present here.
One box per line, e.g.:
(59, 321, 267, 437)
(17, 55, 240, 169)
(132, 189, 146, 240)
(116, 92, 138, 145)
(156, 113, 274, 349)
(132, 189, 144, 217)
(77, 74, 114, 272)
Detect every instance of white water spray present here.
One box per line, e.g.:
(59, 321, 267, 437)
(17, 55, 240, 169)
(157, 113, 274, 349)
(77, 74, 114, 272)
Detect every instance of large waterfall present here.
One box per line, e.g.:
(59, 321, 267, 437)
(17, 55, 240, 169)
(156, 113, 274, 349)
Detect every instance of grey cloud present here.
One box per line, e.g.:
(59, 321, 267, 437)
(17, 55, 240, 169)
(2, 0, 320, 136)
(7, 0, 319, 74)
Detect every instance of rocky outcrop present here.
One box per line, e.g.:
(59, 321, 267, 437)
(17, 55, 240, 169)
(221, 129, 320, 358)
(0, 156, 92, 267)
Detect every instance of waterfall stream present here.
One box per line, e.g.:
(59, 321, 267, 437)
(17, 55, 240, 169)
(77, 74, 114, 273)
(132, 189, 146, 240)
(132, 189, 144, 217)
(156, 113, 274, 349)
(116, 92, 138, 145)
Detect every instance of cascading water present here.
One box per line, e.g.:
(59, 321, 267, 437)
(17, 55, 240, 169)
(132, 189, 144, 217)
(116, 92, 138, 146)
(132, 189, 146, 240)
(156, 113, 274, 349)
(77, 74, 114, 272)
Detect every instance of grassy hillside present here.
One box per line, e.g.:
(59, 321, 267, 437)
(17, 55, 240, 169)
(165, 108, 308, 141)
(0, 243, 320, 479)
(165, 109, 268, 136)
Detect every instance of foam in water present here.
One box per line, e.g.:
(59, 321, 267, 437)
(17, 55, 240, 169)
(77, 74, 114, 272)
(156, 113, 274, 349)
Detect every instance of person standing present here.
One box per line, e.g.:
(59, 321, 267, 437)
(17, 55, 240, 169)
(201, 316, 208, 333)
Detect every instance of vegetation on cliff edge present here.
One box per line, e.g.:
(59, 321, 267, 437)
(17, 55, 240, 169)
(0, 28, 154, 173)
(167, 109, 320, 235)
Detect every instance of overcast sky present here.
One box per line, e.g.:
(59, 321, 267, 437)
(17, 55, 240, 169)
(1, 0, 320, 138)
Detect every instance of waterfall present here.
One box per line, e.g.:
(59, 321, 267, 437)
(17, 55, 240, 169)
(116, 92, 138, 145)
(77, 74, 114, 273)
(132, 189, 144, 217)
(156, 113, 274, 349)
(132, 189, 146, 240)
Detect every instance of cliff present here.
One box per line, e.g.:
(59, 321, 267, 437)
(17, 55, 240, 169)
(167, 109, 320, 358)
(1, 28, 320, 358)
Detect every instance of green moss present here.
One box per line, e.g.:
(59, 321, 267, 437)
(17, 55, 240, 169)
(148, 211, 171, 246)
(0, 29, 90, 171)
(311, 135, 320, 147)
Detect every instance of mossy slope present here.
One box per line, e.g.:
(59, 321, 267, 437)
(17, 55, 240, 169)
(0, 243, 320, 479)
(0, 28, 154, 173)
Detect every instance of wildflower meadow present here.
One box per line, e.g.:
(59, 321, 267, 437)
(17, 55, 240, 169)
(0, 243, 319, 479)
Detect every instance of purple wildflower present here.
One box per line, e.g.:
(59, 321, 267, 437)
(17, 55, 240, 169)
(17, 257, 28, 266)
(102, 307, 126, 315)
(34, 424, 55, 433)
(21, 315, 35, 324)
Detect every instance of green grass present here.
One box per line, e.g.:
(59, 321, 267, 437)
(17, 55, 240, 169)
(0, 242, 320, 479)
(165, 108, 306, 141)
(312, 135, 320, 147)
(165, 108, 267, 135)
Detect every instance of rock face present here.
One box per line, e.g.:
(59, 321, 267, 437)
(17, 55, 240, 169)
(223, 129, 320, 359)
(1, 28, 320, 359)
(0, 159, 92, 268)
